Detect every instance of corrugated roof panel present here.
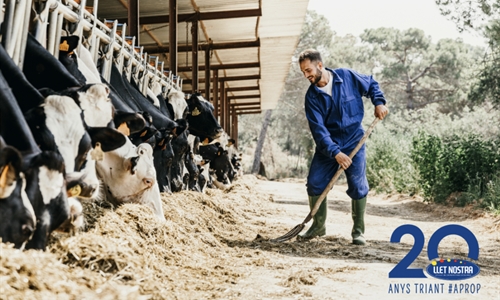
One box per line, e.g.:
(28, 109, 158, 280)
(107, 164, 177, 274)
(260, 36, 301, 109)
(201, 18, 257, 42)
(258, 0, 308, 109)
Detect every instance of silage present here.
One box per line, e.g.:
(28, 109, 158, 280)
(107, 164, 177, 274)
(1, 175, 271, 299)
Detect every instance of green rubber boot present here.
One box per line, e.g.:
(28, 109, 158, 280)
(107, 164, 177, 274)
(297, 195, 327, 241)
(351, 197, 367, 245)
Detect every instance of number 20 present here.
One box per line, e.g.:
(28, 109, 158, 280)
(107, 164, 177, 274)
(388, 224, 479, 278)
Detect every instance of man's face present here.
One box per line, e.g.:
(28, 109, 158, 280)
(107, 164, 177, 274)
(300, 59, 322, 85)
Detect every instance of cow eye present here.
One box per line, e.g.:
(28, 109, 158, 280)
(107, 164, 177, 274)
(139, 149, 145, 155)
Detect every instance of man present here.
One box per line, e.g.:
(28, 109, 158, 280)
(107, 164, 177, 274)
(298, 49, 388, 245)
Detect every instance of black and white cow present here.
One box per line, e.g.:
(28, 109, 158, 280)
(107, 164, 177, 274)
(21, 34, 166, 220)
(0, 68, 72, 250)
(185, 93, 224, 142)
(0, 136, 36, 249)
(110, 64, 186, 193)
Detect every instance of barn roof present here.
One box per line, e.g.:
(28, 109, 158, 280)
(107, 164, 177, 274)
(95, 0, 309, 114)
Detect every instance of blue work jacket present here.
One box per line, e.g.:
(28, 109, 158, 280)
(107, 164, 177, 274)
(304, 67, 386, 158)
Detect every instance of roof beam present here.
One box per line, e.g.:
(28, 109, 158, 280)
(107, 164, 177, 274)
(233, 106, 260, 110)
(143, 39, 260, 54)
(236, 110, 262, 115)
(228, 95, 260, 100)
(118, 8, 262, 25)
(197, 86, 260, 93)
(178, 62, 260, 72)
(183, 74, 260, 84)
(230, 102, 261, 106)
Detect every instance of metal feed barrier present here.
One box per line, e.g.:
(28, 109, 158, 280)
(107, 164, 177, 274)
(0, 0, 181, 97)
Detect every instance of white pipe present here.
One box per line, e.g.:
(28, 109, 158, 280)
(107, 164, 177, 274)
(47, 9, 58, 56)
(15, 0, 32, 68)
(2, 0, 16, 53)
(33, 0, 51, 46)
(6, 0, 27, 57)
(54, 12, 64, 59)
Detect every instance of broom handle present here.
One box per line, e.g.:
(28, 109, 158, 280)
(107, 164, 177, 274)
(307, 118, 380, 220)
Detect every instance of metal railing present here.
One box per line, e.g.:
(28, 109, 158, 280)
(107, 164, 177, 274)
(1, 0, 181, 96)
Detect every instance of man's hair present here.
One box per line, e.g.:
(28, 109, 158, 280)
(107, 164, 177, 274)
(298, 49, 322, 64)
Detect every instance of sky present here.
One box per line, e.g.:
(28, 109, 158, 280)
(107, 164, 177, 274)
(307, 0, 488, 48)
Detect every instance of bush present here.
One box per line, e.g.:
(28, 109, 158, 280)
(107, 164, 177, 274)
(411, 132, 500, 205)
(366, 129, 420, 195)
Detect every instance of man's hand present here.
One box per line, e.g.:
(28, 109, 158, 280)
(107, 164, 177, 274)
(335, 152, 352, 170)
(375, 105, 389, 120)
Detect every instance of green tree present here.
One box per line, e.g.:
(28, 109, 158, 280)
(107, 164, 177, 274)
(435, 0, 500, 32)
(360, 27, 481, 111)
(435, 0, 500, 106)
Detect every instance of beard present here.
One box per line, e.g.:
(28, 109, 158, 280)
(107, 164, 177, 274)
(311, 67, 322, 85)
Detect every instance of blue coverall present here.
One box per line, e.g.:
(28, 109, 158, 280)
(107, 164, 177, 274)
(305, 67, 386, 199)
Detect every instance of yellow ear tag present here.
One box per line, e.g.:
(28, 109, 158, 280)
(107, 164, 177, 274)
(0, 165, 9, 188)
(202, 138, 209, 145)
(68, 184, 81, 197)
(192, 107, 201, 116)
(60, 40, 70, 52)
(140, 130, 148, 137)
(117, 122, 130, 136)
(90, 142, 104, 161)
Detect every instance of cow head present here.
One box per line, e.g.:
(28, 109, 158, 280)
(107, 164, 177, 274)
(167, 89, 188, 120)
(95, 136, 165, 221)
(74, 84, 114, 128)
(185, 93, 223, 141)
(210, 146, 233, 188)
(24, 151, 70, 250)
(0, 145, 36, 249)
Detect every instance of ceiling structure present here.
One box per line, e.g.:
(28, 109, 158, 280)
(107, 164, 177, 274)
(96, 0, 307, 108)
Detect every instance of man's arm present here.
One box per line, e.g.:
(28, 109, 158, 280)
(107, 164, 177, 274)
(305, 94, 340, 158)
(349, 69, 389, 120)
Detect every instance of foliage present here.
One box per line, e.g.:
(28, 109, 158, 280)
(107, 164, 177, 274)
(360, 28, 483, 111)
(365, 128, 420, 195)
(411, 131, 500, 205)
(239, 10, 500, 213)
(435, 0, 500, 32)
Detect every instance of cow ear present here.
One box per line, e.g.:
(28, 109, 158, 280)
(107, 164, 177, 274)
(87, 127, 127, 152)
(59, 36, 79, 55)
(113, 111, 146, 134)
(0, 147, 22, 192)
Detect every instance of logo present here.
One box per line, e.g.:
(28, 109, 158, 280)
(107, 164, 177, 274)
(389, 224, 480, 279)
(426, 258, 480, 280)
(387, 224, 482, 295)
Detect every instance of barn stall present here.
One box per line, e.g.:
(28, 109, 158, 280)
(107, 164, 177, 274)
(0, 0, 308, 298)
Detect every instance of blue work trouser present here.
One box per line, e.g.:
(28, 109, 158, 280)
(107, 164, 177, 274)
(306, 144, 368, 200)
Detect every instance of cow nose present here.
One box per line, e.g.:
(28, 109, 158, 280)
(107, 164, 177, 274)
(22, 223, 34, 237)
(143, 177, 154, 188)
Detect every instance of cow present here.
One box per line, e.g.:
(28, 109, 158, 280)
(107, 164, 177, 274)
(185, 93, 224, 142)
(21, 34, 166, 220)
(0, 137, 36, 249)
(0, 68, 72, 250)
(109, 64, 186, 193)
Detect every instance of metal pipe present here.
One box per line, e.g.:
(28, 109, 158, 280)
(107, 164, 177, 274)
(1, 0, 15, 51)
(191, 20, 198, 93)
(16, 0, 32, 68)
(54, 12, 64, 59)
(47, 9, 59, 56)
(169, 0, 177, 75)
